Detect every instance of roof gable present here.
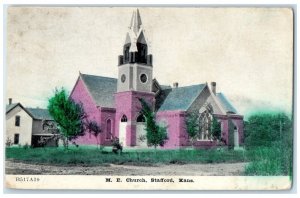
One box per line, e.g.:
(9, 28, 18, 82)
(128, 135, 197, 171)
(152, 78, 171, 96)
(80, 73, 118, 108)
(157, 84, 206, 111)
(6, 103, 35, 119)
(6, 103, 19, 113)
(216, 93, 237, 114)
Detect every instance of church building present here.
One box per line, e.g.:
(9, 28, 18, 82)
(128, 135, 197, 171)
(70, 9, 244, 149)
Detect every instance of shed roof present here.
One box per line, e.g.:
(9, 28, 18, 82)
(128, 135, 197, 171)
(80, 73, 118, 108)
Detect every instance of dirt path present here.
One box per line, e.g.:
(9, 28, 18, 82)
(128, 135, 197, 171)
(6, 160, 248, 176)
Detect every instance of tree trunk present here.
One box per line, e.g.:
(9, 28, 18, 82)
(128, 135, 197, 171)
(64, 136, 69, 149)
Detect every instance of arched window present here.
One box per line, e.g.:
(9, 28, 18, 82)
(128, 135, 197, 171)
(199, 110, 213, 140)
(106, 119, 112, 139)
(137, 32, 148, 64)
(121, 115, 127, 122)
(137, 43, 147, 63)
(123, 44, 131, 63)
(136, 114, 145, 122)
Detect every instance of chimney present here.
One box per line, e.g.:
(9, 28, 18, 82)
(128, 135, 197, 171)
(9, 98, 12, 105)
(173, 82, 179, 88)
(211, 82, 216, 95)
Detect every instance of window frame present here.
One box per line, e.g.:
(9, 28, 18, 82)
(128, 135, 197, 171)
(198, 110, 213, 141)
(139, 73, 148, 84)
(14, 133, 20, 144)
(15, 115, 20, 127)
(121, 115, 128, 122)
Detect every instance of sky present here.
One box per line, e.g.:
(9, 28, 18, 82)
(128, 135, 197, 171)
(5, 7, 294, 118)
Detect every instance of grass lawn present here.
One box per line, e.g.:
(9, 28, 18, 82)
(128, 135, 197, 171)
(6, 146, 248, 166)
(244, 146, 293, 176)
(6, 146, 292, 176)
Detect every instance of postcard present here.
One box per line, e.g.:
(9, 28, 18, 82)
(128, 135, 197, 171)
(5, 6, 294, 190)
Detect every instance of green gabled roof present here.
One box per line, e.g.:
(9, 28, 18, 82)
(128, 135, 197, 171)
(216, 92, 237, 114)
(26, 108, 53, 120)
(157, 84, 206, 111)
(80, 73, 118, 108)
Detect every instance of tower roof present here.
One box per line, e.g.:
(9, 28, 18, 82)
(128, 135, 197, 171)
(124, 9, 148, 50)
(119, 9, 152, 66)
(129, 9, 142, 35)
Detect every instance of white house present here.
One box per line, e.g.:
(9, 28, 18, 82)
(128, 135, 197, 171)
(6, 99, 57, 147)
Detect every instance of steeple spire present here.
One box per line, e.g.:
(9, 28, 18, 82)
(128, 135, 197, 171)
(129, 9, 142, 35)
(118, 9, 152, 66)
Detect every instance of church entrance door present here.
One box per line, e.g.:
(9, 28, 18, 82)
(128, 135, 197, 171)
(119, 122, 127, 147)
(119, 114, 128, 147)
(136, 123, 147, 147)
(135, 114, 147, 147)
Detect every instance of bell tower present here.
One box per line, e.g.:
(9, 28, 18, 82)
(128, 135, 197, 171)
(115, 9, 155, 147)
(117, 9, 153, 93)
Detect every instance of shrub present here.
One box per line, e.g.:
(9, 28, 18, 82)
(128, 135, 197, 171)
(244, 112, 292, 148)
(5, 138, 12, 147)
(23, 143, 30, 150)
(139, 98, 168, 149)
(244, 112, 293, 176)
(112, 138, 123, 154)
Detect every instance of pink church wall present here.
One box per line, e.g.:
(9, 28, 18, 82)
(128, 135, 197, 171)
(156, 110, 184, 149)
(214, 114, 244, 146)
(69, 77, 244, 149)
(70, 77, 116, 146)
(100, 107, 116, 146)
(214, 114, 229, 144)
(115, 91, 155, 146)
(157, 111, 219, 149)
(126, 124, 136, 146)
(155, 112, 244, 149)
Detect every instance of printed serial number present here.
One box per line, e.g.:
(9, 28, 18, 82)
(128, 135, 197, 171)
(15, 177, 40, 182)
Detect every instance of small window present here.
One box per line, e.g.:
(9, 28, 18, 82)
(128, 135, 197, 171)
(140, 74, 148, 83)
(15, 116, 20, 127)
(124, 44, 131, 63)
(14, 134, 19, 144)
(136, 114, 145, 122)
(121, 74, 126, 83)
(121, 115, 127, 122)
